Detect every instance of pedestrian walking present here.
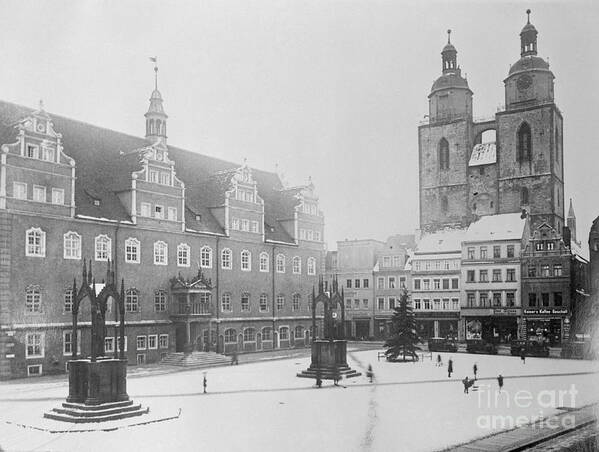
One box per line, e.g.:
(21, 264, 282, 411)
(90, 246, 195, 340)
(520, 348, 526, 364)
(203, 372, 207, 394)
(316, 368, 322, 388)
(333, 366, 341, 386)
(231, 349, 239, 365)
(462, 376, 470, 394)
(366, 364, 374, 383)
(497, 374, 504, 391)
(447, 358, 453, 378)
(436, 354, 442, 367)
(473, 363, 478, 380)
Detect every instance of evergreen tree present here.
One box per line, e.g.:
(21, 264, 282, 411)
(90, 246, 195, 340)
(384, 287, 421, 361)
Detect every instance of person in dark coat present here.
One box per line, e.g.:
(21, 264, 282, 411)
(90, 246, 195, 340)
(315, 368, 322, 388)
(333, 366, 341, 386)
(497, 374, 504, 391)
(473, 363, 478, 380)
(447, 358, 453, 378)
(436, 354, 442, 367)
(520, 348, 526, 364)
(462, 376, 470, 393)
(203, 373, 207, 393)
(231, 350, 239, 365)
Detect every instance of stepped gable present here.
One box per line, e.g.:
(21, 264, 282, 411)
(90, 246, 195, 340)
(0, 100, 297, 243)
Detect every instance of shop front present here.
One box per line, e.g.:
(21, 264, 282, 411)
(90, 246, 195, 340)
(415, 312, 459, 340)
(461, 308, 522, 344)
(523, 308, 569, 345)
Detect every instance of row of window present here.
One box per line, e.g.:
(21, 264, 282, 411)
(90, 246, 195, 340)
(235, 187, 256, 203)
(413, 298, 460, 311)
(346, 298, 369, 310)
(24, 228, 317, 274)
(413, 278, 459, 291)
(231, 217, 260, 233)
(346, 278, 369, 289)
(221, 293, 305, 313)
(534, 241, 557, 252)
(377, 276, 407, 290)
(467, 245, 516, 260)
(527, 292, 563, 307)
(147, 169, 172, 186)
(139, 202, 177, 221)
(24, 143, 57, 162)
(465, 269, 517, 283)
(223, 325, 310, 343)
(13, 182, 64, 204)
(466, 291, 516, 308)
(380, 255, 404, 268)
(527, 264, 563, 278)
(299, 228, 322, 242)
(412, 259, 460, 271)
(301, 202, 318, 216)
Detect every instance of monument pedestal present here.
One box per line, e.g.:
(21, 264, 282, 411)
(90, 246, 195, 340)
(297, 340, 361, 379)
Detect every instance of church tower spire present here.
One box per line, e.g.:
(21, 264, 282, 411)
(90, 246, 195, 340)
(145, 57, 168, 145)
(520, 9, 538, 57)
(567, 198, 577, 243)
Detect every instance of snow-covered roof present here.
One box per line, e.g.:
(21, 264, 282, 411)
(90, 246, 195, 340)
(570, 240, 589, 262)
(415, 229, 466, 254)
(464, 213, 526, 242)
(469, 142, 496, 166)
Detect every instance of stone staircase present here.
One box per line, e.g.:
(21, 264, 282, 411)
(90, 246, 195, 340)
(44, 400, 149, 423)
(160, 351, 230, 368)
(297, 364, 361, 380)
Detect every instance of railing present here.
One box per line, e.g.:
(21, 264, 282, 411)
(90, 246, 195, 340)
(174, 302, 212, 316)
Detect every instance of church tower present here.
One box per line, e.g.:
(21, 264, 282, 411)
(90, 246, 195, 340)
(418, 31, 473, 232)
(567, 199, 577, 243)
(496, 10, 564, 232)
(145, 59, 168, 145)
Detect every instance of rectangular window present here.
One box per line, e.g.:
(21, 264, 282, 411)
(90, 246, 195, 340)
(442, 298, 449, 310)
(140, 202, 151, 217)
(480, 293, 488, 307)
(51, 188, 64, 205)
(250, 220, 259, 233)
(452, 298, 459, 310)
(149, 170, 158, 183)
(259, 294, 269, 312)
(388, 277, 396, 289)
(529, 293, 537, 307)
(393, 256, 401, 267)
(507, 245, 515, 258)
(167, 207, 177, 221)
(506, 292, 515, 307)
(136, 354, 146, 365)
(276, 295, 285, 311)
(444, 260, 450, 270)
(354, 279, 360, 289)
(493, 246, 501, 258)
(467, 247, 475, 259)
(314, 231, 321, 241)
(414, 299, 421, 310)
(26, 333, 44, 358)
(363, 279, 369, 288)
(413, 279, 420, 290)
(554, 292, 563, 306)
(221, 293, 231, 312)
(378, 297, 385, 310)
(442, 279, 449, 290)
(492, 269, 502, 282)
(553, 264, 563, 276)
(136, 335, 147, 350)
(479, 270, 488, 282)
(433, 299, 440, 310)
(541, 265, 551, 277)
(241, 294, 250, 312)
(433, 279, 440, 290)
(467, 293, 475, 307)
(241, 219, 250, 232)
(389, 297, 396, 310)
(423, 299, 430, 310)
(41, 146, 54, 162)
(506, 269, 516, 282)
(105, 337, 114, 353)
(452, 278, 459, 289)
(493, 292, 502, 307)
(231, 218, 240, 230)
(528, 265, 536, 277)
(148, 335, 158, 350)
(159, 334, 169, 349)
(346, 279, 352, 289)
(546, 241, 555, 251)
(542, 293, 550, 307)
(354, 299, 360, 309)
(160, 172, 170, 185)
(154, 291, 167, 312)
(116, 336, 128, 352)
(125, 239, 140, 264)
(154, 205, 164, 219)
(13, 182, 27, 200)
(480, 247, 487, 259)
(32, 185, 46, 203)
(383, 256, 391, 267)
(27, 365, 42, 377)
(26, 144, 39, 159)
(467, 270, 475, 283)
(422, 279, 430, 290)
(363, 299, 368, 309)
(345, 299, 351, 310)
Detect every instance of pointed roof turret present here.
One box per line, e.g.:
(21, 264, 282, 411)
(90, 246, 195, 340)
(145, 57, 168, 144)
(568, 198, 576, 219)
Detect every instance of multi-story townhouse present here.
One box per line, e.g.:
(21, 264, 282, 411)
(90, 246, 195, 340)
(0, 83, 324, 378)
(372, 235, 414, 339)
(460, 213, 528, 343)
(411, 229, 464, 340)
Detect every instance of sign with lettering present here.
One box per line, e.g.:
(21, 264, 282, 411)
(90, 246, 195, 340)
(492, 308, 520, 316)
(523, 308, 569, 316)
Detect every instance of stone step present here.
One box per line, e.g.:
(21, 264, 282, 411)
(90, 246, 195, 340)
(52, 403, 143, 418)
(61, 400, 133, 411)
(160, 352, 230, 368)
(44, 406, 149, 423)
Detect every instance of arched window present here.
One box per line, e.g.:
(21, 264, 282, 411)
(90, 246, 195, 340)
(259, 252, 269, 272)
(307, 257, 316, 275)
(279, 326, 289, 340)
(94, 235, 111, 261)
(125, 237, 140, 263)
(295, 326, 304, 338)
(156, 119, 162, 135)
(240, 250, 251, 271)
(292, 293, 301, 311)
(26, 227, 46, 257)
(63, 231, 82, 260)
(25, 285, 41, 313)
(125, 289, 139, 312)
(221, 248, 232, 269)
(438, 138, 450, 170)
(243, 328, 256, 342)
(153, 241, 168, 265)
(521, 187, 529, 205)
(276, 254, 286, 273)
(224, 329, 237, 343)
(262, 327, 272, 341)
(200, 246, 212, 268)
(177, 243, 190, 267)
(292, 256, 301, 274)
(441, 196, 448, 213)
(517, 122, 532, 162)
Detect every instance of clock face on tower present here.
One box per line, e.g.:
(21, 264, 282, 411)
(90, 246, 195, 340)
(517, 75, 533, 91)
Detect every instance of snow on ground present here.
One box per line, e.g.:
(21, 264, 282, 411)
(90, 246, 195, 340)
(0, 351, 598, 452)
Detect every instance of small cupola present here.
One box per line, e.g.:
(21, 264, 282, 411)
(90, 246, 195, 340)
(145, 57, 168, 144)
(520, 9, 538, 57)
(442, 29, 458, 73)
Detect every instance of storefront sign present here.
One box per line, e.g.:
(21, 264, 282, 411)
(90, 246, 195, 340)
(415, 312, 459, 319)
(492, 308, 520, 316)
(523, 308, 568, 316)
(461, 308, 522, 317)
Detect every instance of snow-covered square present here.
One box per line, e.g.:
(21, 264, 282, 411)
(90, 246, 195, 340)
(0, 349, 598, 452)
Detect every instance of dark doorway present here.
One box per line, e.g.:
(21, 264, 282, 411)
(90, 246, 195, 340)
(175, 325, 186, 352)
(355, 320, 370, 339)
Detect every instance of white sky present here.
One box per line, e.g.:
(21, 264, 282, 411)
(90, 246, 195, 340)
(1, 1, 598, 250)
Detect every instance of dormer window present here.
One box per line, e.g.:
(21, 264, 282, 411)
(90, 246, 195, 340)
(160, 172, 170, 185)
(149, 170, 158, 183)
(236, 188, 255, 203)
(41, 146, 54, 162)
(302, 202, 318, 215)
(26, 144, 39, 159)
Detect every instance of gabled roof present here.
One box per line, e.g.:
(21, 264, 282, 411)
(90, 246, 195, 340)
(415, 228, 466, 255)
(0, 100, 299, 243)
(464, 213, 527, 242)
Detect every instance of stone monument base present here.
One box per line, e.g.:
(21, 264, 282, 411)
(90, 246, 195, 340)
(297, 340, 361, 379)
